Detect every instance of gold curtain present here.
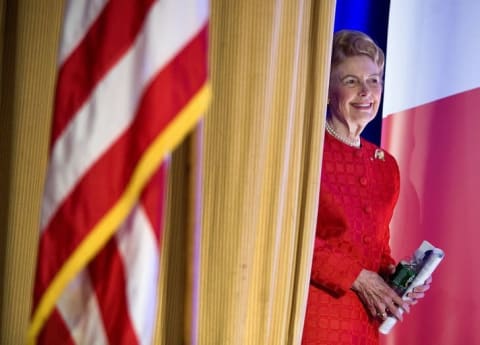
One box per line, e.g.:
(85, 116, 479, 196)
(0, 0, 336, 344)
(0, 0, 63, 343)
(157, 0, 336, 344)
(199, 0, 335, 343)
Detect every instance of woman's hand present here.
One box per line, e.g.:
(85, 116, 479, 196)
(406, 276, 432, 304)
(351, 269, 410, 321)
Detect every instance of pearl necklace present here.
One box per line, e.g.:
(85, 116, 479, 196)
(325, 120, 361, 148)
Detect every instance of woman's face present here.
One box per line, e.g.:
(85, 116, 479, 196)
(328, 55, 383, 127)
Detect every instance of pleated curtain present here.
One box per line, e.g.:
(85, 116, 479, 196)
(0, 0, 336, 343)
(0, 0, 63, 343)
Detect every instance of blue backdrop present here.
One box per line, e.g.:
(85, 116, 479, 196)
(334, 0, 390, 146)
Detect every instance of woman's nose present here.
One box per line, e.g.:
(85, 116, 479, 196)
(358, 81, 370, 95)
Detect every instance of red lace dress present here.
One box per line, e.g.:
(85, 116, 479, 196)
(302, 132, 400, 345)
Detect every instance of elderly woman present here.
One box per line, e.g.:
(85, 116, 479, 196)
(302, 30, 431, 345)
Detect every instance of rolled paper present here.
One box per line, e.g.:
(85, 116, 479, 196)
(379, 241, 445, 335)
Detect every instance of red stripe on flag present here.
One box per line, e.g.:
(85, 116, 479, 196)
(51, 0, 156, 146)
(34, 25, 208, 308)
(38, 309, 75, 345)
(140, 163, 167, 245)
(89, 239, 139, 345)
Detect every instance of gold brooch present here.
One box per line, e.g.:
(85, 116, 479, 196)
(374, 149, 385, 161)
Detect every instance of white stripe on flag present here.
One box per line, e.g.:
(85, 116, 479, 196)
(59, 0, 108, 65)
(41, 0, 208, 231)
(57, 270, 109, 344)
(115, 205, 160, 345)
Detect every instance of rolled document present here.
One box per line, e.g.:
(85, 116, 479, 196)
(379, 240, 445, 335)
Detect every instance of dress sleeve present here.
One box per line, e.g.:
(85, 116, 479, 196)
(379, 239, 396, 277)
(379, 153, 401, 275)
(310, 237, 364, 296)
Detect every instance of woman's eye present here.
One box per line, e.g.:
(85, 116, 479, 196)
(343, 78, 358, 86)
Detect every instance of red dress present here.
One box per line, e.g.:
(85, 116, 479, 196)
(302, 132, 400, 345)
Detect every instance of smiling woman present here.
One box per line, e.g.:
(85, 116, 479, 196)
(326, 30, 385, 143)
(333, 0, 391, 145)
(327, 54, 383, 143)
(301, 30, 432, 345)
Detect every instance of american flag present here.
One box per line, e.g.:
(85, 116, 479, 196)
(28, 0, 210, 344)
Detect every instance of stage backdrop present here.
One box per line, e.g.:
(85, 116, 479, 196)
(382, 1, 480, 344)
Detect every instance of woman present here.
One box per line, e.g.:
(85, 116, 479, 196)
(302, 30, 431, 345)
